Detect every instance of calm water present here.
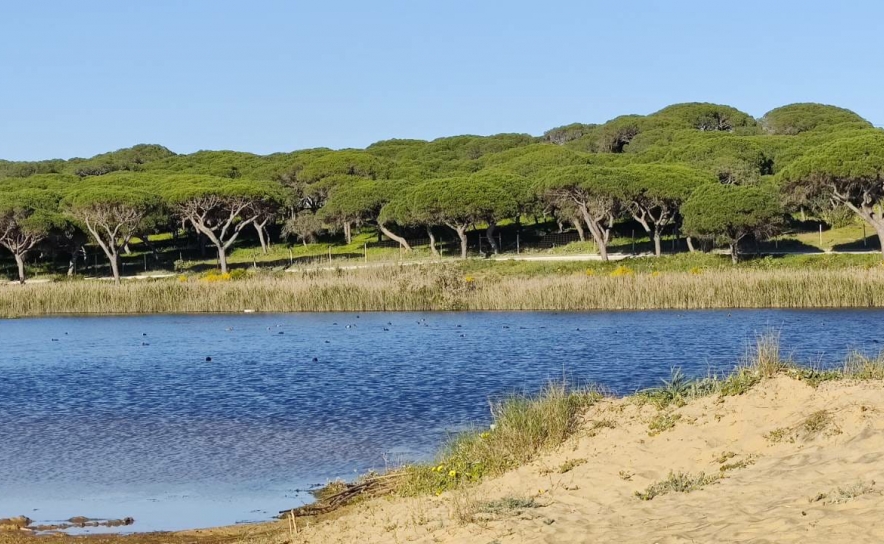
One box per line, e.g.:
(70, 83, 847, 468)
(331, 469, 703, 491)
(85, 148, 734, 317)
(1, 310, 882, 532)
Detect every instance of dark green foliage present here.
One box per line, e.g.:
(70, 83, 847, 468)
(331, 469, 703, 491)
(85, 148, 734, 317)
(761, 103, 873, 135)
(68, 144, 176, 177)
(778, 132, 884, 255)
(682, 184, 784, 263)
(543, 123, 598, 145)
(651, 102, 757, 133)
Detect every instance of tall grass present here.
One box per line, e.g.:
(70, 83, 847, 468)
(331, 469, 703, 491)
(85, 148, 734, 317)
(2, 264, 884, 318)
(399, 383, 602, 496)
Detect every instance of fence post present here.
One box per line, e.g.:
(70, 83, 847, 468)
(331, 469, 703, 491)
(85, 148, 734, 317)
(364, 243, 367, 262)
(289, 248, 293, 266)
(328, 246, 332, 263)
(863, 224, 867, 246)
(516, 233, 520, 254)
(631, 229, 635, 254)
(819, 224, 823, 246)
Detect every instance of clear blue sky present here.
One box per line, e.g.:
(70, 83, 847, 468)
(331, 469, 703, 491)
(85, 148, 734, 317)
(2, 1, 882, 161)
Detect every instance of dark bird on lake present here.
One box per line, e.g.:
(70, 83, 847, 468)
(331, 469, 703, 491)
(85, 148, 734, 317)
(142, 333, 147, 336)
(278, 331, 284, 335)
(142, 342, 150, 346)
(205, 356, 213, 362)
(312, 357, 318, 362)
(325, 340, 330, 344)
(383, 328, 390, 331)
(51, 338, 59, 342)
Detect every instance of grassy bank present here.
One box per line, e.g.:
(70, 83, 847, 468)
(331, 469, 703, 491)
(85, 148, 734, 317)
(2, 257, 884, 317)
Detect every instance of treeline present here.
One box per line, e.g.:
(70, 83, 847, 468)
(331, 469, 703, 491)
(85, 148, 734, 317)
(1, 102, 883, 284)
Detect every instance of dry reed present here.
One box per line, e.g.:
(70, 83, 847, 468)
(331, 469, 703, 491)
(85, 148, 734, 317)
(1, 265, 884, 318)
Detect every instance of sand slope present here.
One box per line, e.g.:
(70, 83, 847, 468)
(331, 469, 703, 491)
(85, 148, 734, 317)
(291, 376, 884, 544)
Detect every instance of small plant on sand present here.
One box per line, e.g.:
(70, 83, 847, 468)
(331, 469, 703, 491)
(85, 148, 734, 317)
(810, 481, 877, 505)
(826, 481, 877, 504)
(720, 456, 756, 473)
(478, 496, 537, 517)
(648, 412, 682, 436)
(635, 471, 720, 500)
(587, 418, 617, 436)
(619, 470, 633, 481)
(765, 427, 793, 444)
(557, 458, 587, 474)
(803, 410, 840, 437)
(713, 451, 737, 464)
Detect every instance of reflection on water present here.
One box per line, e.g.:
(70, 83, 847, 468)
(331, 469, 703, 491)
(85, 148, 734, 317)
(0, 309, 881, 531)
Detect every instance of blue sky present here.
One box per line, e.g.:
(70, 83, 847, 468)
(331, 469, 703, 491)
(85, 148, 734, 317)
(1, 1, 882, 160)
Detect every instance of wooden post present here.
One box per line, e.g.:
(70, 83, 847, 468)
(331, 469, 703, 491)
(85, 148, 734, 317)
(516, 233, 520, 254)
(631, 229, 635, 254)
(819, 224, 823, 246)
(289, 248, 293, 266)
(863, 223, 867, 246)
(364, 243, 367, 262)
(144, 253, 147, 272)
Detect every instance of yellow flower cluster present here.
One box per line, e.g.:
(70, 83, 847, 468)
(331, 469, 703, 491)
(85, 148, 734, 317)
(202, 272, 232, 283)
(609, 265, 635, 277)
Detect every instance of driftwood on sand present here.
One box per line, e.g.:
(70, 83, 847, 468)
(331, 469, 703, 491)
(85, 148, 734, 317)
(280, 472, 404, 518)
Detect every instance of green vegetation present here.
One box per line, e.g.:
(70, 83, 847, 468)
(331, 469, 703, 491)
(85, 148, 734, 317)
(399, 383, 602, 496)
(634, 471, 720, 500)
(1, 101, 883, 286)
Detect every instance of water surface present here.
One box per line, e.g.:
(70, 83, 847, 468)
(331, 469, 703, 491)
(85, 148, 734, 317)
(1, 310, 881, 531)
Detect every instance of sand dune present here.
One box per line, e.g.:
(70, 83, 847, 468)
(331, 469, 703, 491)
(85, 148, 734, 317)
(291, 376, 884, 543)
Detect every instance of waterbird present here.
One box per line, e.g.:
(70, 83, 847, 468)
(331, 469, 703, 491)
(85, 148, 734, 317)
(383, 328, 389, 331)
(312, 357, 318, 362)
(51, 338, 59, 342)
(142, 333, 147, 337)
(142, 342, 150, 346)
(325, 340, 330, 344)
(205, 357, 213, 362)
(278, 331, 285, 335)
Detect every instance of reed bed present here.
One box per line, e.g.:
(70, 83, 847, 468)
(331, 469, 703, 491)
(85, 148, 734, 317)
(2, 264, 884, 318)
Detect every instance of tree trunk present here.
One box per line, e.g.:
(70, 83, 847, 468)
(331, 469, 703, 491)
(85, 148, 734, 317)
(730, 243, 739, 264)
(486, 223, 499, 254)
(557, 220, 564, 234)
(218, 248, 229, 274)
(427, 227, 439, 256)
(573, 220, 586, 242)
(456, 226, 468, 259)
(577, 211, 609, 262)
(653, 232, 663, 257)
(14, 253, 26, 284)
(686, 237, 696, 253)
(109, 254, 121, 284)
(343, 222, 352, 244)
(874, 223, 884, 259)
(255, 223, 269, 254)
(378, 223, 411, 251)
